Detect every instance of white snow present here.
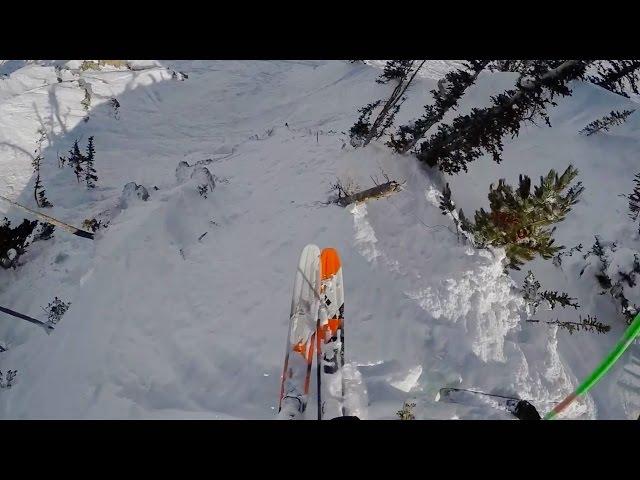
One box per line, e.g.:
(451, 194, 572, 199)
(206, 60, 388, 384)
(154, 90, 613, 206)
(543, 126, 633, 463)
(0, 59, 639, 419)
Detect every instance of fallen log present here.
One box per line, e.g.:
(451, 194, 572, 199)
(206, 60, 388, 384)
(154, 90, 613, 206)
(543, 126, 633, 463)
(335, 180, 403, 207)
(0, 305, 54, 333)
(0, 195, 94, 239)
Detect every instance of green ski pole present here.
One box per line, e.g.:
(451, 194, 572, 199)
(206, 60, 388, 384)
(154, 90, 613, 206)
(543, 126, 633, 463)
(544, 312, 640, 419)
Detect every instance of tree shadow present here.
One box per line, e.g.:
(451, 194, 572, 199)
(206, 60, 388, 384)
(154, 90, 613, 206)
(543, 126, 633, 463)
(0, 60, 29, 77)
(0, 62, 180, 288)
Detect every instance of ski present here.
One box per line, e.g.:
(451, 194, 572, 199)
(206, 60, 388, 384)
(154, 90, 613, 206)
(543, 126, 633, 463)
(0, 195, 94, 240)
(438, 387, 541, 420)
(544, 312, 640, 419)
(0, 305, 54, 333)
(278, 244, 322, 419)
(317, 247, 346, 420)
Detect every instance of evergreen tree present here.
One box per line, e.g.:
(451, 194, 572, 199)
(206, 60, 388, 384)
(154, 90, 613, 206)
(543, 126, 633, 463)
(581, 237, 639, 324)
(32, 154, 52, 208)
(579, 109, 636, 136)
(349, 101, 381, 143)
(377, 60, 414, 84)
(62, 140, 85, 183)
(625, 173, 640, 225)
(111, 97, 120, 119)
(588, 60, 640, 98)
(438, 183, 455, 215)
(464, 165, 584, 270)
(32, 131, 52, 208)
(84, 136, 98, 188)
(350, 60, 426, 147)
(0, 217, 38, 269)
(415, 60, 590, 173)
(389, 60, 490, 153)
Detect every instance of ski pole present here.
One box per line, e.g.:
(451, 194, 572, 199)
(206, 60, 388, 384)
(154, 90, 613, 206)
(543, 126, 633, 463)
(544, 312, 640, 419)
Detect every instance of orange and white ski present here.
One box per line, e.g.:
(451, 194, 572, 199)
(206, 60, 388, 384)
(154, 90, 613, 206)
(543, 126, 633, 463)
(278, 244, 321, 419)
(317, 247, 345, 419)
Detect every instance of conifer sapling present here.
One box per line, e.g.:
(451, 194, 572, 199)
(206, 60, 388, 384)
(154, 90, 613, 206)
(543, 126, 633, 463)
(466, 165, 584, 269)
(84, 136, 98, 188)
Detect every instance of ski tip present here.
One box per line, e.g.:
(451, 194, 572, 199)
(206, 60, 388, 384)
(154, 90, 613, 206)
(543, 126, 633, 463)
(300, 244, 321, 260)
(320, 248, 341, 279)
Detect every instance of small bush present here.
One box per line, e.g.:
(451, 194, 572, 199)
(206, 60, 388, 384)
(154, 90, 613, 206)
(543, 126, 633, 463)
(82, 218, 107, 232)
(43, 297, 71, 327)
(197, 184, 209, 198)
(32, 222, 55, 242)
(0, 370, 17, 389)
(396, 401, 416, 420)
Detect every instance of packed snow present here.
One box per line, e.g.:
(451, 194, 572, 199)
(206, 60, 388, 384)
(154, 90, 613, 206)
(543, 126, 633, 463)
(0, 59, 639, 419)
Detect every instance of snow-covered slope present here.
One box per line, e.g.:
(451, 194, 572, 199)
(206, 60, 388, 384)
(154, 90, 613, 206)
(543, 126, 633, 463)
(0, 60, 638, 419)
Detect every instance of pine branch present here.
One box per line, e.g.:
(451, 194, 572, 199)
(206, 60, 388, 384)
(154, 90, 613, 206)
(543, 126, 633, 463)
(439, 183, 455, 215)
(350, 60, 426, 148)
(540, 290, 580, 310)
(552, 243, 583, 268)
(521, 270, 579, 314)
(349, 101, 381, 143)
(415, 60, 590, 173)
(527, 315, 610, 334)
(376, 60, 414, 84)
(362, 60, 426, 146)
(389, 60, 490, 153)
(438, 183, 465, 242)
(579, 109, 636, 136)
(588, 60, 640, 98)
